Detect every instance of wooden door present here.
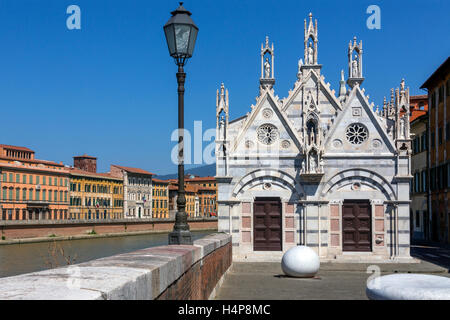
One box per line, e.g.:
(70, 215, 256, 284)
(253, 199, 282, 251)
(342, 200, 372, 252)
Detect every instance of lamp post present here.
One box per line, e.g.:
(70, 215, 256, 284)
(164, 2, 198, 245)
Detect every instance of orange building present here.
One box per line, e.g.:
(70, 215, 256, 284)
(420, 57, 450, 243)
(185, 176, 217, 217)
(0, 145, 70, 221)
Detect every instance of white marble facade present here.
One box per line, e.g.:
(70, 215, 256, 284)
(215, 14, 413, 262)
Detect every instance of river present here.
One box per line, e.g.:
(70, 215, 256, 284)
(0, 230, 215, 278)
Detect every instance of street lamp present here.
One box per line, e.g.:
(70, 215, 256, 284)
(164, 2, 198, 245)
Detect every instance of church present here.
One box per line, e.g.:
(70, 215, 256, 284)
(215, 14, 413, 262)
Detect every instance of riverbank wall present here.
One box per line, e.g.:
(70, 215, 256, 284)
(0, 233, 232, 300)
(0, 218, 217, 244)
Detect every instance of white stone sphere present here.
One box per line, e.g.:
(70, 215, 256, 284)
(281, 245, 320, 278)
(367, 274, 450, 300)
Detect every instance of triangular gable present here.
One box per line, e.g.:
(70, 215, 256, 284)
(282, 69, 342, 113)
(232, 90, 303, 154)
(323, 86, 396, 155)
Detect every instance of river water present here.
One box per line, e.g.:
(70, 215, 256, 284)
(0, 230, 215, 278)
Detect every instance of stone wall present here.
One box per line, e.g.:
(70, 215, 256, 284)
(0, 233, 232, 300)
(0, 218, 217, 240)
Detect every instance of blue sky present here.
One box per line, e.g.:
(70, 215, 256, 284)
(0, 0, 449, 174)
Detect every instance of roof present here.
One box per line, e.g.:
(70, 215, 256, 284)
(410, 110, 428, 123)
(0, 161, 69, 174)
(409, 95, 429, 123)
(185, 176, 216, 182)
(420, 56, 450, 89)
(73, 154, 97, 159)
(152, 178, 170, 184)
(0, 144, 34, 152)
(0, 156, 64, 167)
(110, 165, 154, 176)
(169, 184, 199, 193)
(410, 95, 428, 101)
(69, 167, 122, 181)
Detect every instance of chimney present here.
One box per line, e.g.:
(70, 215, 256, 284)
(73, 154, 97, 173)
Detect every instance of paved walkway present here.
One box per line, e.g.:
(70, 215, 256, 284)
(411, 242, 450, 271)
(215, 261, 449, 300)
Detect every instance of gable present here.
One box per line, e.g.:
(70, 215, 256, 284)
(231, 91, 303, 156)
(323, 86, 396, 155)
(282, 69, 342, 115)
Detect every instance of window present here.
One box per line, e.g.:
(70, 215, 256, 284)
(22, 189, 26, 200)
(444, 163, 449, 189)
(257, 123, 279, 145)
(29, 175, 33, 184)
(438, 165, 444, 190)
(16, 174, 20, 183)
(439, 85, 444, 103)
(431, 92, 436, 108)
(23, 175, 26, 184)
(414, 172, 420, 193)
(422, 170, 427, 192)
(421, 133, 427, 152)
(439, 127, 443, 145)
(15, 188, 20, 201)
(43, 177, 46, 185)
(9, 173, 13, 182)
(29, 189, 33, 200)
(431, 132, 435, 148)
(446, 123, 450, 141)
(415, 211, 421, 228)
(448, 163, 450, 188)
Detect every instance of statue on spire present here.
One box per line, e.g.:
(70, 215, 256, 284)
(347, 36, 364, 88)
(260, 36, 275, 91)
(304, 13, 318, 66)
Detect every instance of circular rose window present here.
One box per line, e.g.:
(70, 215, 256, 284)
(257, 124, 278, 145)
(345, 123, 368, 145)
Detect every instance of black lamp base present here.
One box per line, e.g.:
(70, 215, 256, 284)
(169, 229, 193, 245)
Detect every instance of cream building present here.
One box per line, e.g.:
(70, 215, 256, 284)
(110, 165, 153, 219)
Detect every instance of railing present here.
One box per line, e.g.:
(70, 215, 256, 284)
(0, 233, 231, 300)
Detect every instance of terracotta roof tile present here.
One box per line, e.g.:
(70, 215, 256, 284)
(152, 178, 170, 184)
(69, 167, 122, 180)
(110, 165, 154, 176)
(0, 144, 34, 152)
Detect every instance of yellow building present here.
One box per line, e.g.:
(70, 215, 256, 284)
(68, 155, 123, 220)
(152, 178, 169, 218)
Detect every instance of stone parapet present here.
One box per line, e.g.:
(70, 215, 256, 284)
(0, 233, 232, 300)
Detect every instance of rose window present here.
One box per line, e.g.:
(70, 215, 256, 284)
(345, 123, 368, 145)
(257, 124, 278, 145)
